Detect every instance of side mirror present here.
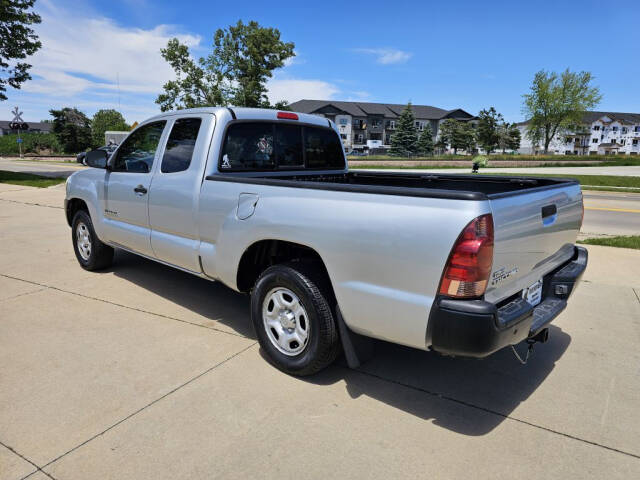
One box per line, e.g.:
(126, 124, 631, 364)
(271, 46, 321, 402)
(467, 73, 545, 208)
(85, 150, 108, 169)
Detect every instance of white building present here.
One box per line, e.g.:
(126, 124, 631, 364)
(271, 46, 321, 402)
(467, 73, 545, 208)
(517, 111, 640, 155)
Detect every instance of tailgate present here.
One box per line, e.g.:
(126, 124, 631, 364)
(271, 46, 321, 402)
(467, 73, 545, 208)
(484, 182, 583, 304)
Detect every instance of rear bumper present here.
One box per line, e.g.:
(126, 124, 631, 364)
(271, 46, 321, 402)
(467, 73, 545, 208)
(429, 245, 588, 357)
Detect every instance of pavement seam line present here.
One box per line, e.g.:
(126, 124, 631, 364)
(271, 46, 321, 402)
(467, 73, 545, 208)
(0, 198, 63, 209)
(0, 287, 49, 304)
(0, 441, 57, 480)
(633, 288, 640, 305)
(349, 366, 640, 461)
(40, 342, 258, 471)
(0, 272, 250, 340)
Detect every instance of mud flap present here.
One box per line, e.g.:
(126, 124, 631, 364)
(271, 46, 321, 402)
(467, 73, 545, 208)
(336, 306, 374, 368)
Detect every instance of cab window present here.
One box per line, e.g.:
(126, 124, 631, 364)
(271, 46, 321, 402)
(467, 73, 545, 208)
(111, 121, 166, 173)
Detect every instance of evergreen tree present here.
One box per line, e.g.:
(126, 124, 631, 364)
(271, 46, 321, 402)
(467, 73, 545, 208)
(389, 102, 418, 156)
(416, 124, 434, 156)
(506, 123, 521, 151)
(49, 107, 92, 153)
(476, 107, 503, 153)
(438, 119, 476, 154)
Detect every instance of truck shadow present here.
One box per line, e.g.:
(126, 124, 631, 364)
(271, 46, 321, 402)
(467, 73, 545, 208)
(110, 250, 570, 436)
(305, 327, 570, 435)
(109, 250, 255, 338)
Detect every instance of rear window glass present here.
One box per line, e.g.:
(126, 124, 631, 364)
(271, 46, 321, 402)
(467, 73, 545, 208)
(304, 127, 344, 169)
(220, 122, 344, 171)
(161, 118, 202, 173)
(275, 124, 303, 167)
(221, 123, 275, 170)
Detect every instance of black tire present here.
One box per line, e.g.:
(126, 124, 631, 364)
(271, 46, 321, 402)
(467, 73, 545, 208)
(251, 262, 340, 376)
(71, 209, 114, 271)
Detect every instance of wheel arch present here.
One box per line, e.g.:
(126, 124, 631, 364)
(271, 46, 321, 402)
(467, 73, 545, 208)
(236, 239, 333, 294)
(66, 198, 89, 226)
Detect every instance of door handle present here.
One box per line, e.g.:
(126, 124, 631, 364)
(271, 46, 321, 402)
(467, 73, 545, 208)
(134, 185, 147, 195)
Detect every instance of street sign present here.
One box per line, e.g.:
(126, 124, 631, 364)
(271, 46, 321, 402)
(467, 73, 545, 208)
(17, 138, 23, 143)
(11, 106, 24, 123)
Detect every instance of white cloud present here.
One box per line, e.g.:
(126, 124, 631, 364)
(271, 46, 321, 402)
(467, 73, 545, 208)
(267, 78, 340, 104)
(6, 2, 343, 122)
(354, 48, 412, 65)
(24, 3, 201, 98)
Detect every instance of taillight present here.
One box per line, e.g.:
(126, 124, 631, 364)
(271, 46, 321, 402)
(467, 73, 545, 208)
(439, 214, 494, 298)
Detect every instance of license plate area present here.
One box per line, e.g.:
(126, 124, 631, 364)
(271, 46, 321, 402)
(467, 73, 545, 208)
(522, 279, 543, 307)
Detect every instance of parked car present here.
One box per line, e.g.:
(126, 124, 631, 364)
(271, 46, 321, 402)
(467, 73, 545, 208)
(64, 107, 587, 376)
(76, 144, 117, 164)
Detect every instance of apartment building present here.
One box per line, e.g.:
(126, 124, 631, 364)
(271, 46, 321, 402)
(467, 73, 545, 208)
(517, 111, 640, 155)
(289, 100, 474, 152)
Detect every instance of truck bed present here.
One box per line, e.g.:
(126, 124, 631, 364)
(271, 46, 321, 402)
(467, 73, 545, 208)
(206, 171, 578, 200)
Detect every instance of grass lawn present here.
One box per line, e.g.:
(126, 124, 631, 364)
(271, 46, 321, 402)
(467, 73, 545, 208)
(0, 170, 66, 188)
(350, 168, 640, 192)
(578, 236, 640, 250)
(485, 173, 640, 189)
(348, 155, 640, 167)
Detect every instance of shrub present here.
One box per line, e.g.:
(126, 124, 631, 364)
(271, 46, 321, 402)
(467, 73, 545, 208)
(0, 133, 63, 155)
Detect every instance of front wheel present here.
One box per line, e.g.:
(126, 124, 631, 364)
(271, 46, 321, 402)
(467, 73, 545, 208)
(251, 263, 340, 376)
(72, 210, 114, 271)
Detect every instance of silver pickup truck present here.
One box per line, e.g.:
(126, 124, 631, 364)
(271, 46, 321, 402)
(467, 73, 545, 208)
(65, 107, 587, 375)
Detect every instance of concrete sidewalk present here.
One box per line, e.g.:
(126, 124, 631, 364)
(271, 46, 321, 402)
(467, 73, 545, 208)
(1, 185, 639, 479)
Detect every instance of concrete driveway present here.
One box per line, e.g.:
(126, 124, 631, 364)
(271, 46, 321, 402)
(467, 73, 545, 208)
(1, 184, 639, 479)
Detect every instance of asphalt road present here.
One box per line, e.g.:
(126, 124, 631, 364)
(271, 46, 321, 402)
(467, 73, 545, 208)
(0, 157, 84, 178)
(582, 191, 640, 237)
(0, 183, 639, 479)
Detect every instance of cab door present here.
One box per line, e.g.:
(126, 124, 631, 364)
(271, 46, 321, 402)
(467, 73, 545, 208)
(102, 120, 167, 256)
(148, 114, 214, 271)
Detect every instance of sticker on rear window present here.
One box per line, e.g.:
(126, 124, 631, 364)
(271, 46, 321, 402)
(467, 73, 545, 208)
(222, 154, 231, 169)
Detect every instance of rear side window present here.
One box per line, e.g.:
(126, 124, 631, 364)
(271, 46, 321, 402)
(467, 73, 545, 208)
(161, 118, 202, 173)
(220, 122, 344, 171)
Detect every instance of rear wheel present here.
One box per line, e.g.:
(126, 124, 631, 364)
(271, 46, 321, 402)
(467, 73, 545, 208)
(251, 262, 340, 376)
(72, 210, 114, 271)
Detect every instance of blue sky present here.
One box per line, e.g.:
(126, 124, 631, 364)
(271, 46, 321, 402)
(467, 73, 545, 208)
(6, 0, 640, 124)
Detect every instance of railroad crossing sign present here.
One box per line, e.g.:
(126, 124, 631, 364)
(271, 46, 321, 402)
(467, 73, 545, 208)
(10, 106, 28, 130)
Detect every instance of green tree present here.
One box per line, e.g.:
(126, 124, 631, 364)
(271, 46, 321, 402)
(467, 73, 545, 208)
(522, 69, 601, 154)
(438, 119, 476, 154)
(497, 122, 522, 153)
(416, 124, 434, 156)
(476, 107, 503, 153)
(389, 102, 419, 156)
(91, 109, 129, 147)
(506, 124, 521, 151)
(50, 108, 92, 153)
(0, 0, 41, 101)
(157, 20, 295, 110)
